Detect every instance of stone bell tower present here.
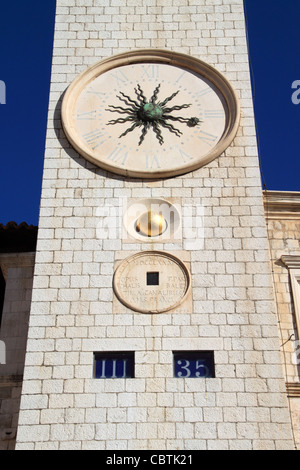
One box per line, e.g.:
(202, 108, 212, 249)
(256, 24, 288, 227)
(16, 0, 295, 450)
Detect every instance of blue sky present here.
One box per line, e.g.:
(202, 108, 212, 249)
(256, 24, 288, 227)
(0, 0, 299, 226)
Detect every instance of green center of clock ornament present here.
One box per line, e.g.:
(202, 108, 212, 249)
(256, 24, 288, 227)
(138, 102, 163, 122)
(106, 83, 201, 146)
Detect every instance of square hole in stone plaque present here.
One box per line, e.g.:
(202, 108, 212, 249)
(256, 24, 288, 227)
(147, 272, 159, 286)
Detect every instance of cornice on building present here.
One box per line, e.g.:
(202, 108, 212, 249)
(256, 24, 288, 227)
(281, 255, 300, 270)
(263, 190, 300, 220)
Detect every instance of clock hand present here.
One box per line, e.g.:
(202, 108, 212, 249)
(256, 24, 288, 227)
(165, 115, 201, 127)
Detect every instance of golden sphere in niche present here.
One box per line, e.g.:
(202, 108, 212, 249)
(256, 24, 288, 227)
(136, 211, 167, 237)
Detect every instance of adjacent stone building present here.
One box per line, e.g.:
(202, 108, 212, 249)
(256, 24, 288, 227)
(263, 191, 300, 448)
(0, 0, 299, 451)
(0, 223, 37, 449)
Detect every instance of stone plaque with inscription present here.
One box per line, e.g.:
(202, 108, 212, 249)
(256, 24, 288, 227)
(113, 251, 191, 314)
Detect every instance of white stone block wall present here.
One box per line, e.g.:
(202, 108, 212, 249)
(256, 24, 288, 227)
(16, 0, 295, 450)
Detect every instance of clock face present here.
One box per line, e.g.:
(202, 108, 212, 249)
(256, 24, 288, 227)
(62, 50, 240, 178)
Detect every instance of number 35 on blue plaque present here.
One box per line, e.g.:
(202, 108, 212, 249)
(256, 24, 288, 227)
(173, 351, 215, 378)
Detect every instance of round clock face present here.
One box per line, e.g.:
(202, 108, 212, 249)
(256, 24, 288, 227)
(62, 50, 240, 178)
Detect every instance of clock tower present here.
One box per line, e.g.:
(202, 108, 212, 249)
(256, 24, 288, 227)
(16, 0, 295, 450)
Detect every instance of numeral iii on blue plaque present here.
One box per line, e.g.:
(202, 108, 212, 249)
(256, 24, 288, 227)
(94, 352, 134, 379)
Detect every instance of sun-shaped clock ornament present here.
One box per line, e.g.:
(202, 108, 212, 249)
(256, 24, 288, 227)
(106, 83, 201, 146)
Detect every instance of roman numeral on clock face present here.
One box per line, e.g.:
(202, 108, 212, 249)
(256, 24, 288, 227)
(176, 147, 193, 163)
(86, 89, 106, 98)
(110, 69, 128, 87)
(145, 154, 161, 169)
(82, 129, 105, 150)
(140, 64, 160, 80)
(106, 147, 129, 166)
(197, 130, 218, 146)
(195, 87, 213, 98)
(204, 109, 224, 119)
(77, 110, 98, 120)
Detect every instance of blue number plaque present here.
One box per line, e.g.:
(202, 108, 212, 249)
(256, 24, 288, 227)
(94, 352, 134, 379)
(173, 351, 215, 378)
